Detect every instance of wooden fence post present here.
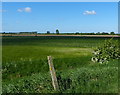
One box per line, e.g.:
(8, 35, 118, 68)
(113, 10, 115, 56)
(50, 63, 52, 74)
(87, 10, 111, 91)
(47, 56, 59, 91)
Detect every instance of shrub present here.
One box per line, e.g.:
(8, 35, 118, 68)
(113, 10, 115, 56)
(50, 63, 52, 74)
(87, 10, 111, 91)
(56, 29, 59, 34)
(91, 38, 120, 64)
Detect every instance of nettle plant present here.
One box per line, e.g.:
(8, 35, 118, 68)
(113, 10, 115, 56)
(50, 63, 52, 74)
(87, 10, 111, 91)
(91, 38, 120, 64)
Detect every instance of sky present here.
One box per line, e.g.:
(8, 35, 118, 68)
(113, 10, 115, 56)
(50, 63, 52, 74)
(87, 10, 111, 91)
(2, 2, 118, 33)
(1, 0, 119, 2)
(0, 2, 2, 33)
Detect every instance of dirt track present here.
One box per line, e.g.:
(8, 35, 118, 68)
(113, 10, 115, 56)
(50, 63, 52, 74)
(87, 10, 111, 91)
(1, 34, 120, 37)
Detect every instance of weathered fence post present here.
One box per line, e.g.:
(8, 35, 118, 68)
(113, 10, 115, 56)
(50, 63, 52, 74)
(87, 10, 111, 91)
(47, 56, 59, 91)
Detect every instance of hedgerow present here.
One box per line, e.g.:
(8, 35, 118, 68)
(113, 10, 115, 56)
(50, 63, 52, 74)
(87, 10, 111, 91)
(91, 38, 120, 64)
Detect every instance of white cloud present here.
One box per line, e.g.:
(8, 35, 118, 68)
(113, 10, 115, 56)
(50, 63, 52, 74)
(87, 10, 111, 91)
(17, 7, 31, 13)
(17, 9, 23, 12)
(83, 10, 96, 15)
(24, 7, 31, 12)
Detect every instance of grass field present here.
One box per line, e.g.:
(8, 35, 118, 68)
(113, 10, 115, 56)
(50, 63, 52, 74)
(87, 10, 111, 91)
(2, 36, 119, 93)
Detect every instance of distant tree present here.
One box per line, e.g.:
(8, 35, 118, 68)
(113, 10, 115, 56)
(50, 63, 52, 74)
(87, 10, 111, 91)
(101, 32, 109, 35)
(96, 32, 100, 35)
(87, 33, 95, 35)
(31, 31, 37, 36)
(75, 32, 79, 35)
(110, 32, 115, 35)
(47, 31, 50, 34)
(33, 31, 37, 34)
(56, 29, 59, 34)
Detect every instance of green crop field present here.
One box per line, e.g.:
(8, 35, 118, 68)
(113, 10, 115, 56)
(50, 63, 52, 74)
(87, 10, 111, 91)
(2, 36, 119, 93)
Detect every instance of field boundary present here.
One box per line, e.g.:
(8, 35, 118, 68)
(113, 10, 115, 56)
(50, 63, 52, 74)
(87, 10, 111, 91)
(1, 34, 120, 37)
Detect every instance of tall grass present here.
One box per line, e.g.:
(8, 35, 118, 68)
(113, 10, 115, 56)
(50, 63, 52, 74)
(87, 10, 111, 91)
(2, 60, 118, 93)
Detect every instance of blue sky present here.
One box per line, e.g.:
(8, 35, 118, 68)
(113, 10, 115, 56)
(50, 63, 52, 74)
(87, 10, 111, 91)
(2, 0, 119, 2)
(2, 2, 118, 33)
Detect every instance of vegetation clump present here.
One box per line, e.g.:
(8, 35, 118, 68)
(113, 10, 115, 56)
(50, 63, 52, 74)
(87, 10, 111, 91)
(91, 38, 120, 64)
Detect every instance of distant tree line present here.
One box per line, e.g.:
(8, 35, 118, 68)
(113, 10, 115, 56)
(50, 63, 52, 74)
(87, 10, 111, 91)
(1, 30, 116, 35)
(2, 32, 37, 34)
(19, 32, 37, 34)
(46, 29, 59, 34)
(75, 32, 116, 35)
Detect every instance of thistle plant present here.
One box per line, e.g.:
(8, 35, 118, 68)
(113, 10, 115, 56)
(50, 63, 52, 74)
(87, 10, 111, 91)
(91, 38, 120, 64)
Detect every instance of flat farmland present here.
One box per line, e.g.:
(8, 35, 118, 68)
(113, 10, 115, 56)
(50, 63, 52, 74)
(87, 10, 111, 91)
(2, 36, 119, 93)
